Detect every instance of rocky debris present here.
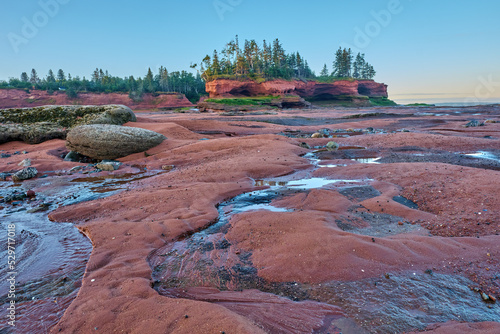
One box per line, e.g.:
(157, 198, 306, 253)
(96, 161, 122, 171)
(12, 167, 38, 182)
(465, 120, 484, 127)
(0, 189, 27, 202)
(0, 105, 137, 144)
(0, 172, 10, 180)
(66, 124, 166, 160)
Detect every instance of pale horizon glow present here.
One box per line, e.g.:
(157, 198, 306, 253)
(1, 0, 499, 104)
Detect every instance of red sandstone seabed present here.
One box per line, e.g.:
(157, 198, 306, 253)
(1, 105, 499, 333)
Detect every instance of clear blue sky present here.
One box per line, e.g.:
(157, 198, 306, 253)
(1, 0, 499, 103)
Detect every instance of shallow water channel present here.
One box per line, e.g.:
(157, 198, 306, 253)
(0, 168, 160, 332)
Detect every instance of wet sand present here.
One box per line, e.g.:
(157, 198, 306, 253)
(1, 105, 499, 333)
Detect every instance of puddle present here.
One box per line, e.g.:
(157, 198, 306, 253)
(466, 151, 500, 163)
(0, 168, 163, 332)
(351, 157, 382, 164)
(393, 195, 419, 210)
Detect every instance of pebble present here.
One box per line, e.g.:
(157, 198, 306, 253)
(18, 158, 31, 166)
(161, 165, 175, 171)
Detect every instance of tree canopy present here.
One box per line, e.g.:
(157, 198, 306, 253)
(200, 37, 377, 82)
(0, 67, 206, 102)
(199, 36, 314, 81)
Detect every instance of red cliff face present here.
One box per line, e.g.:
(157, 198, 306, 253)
(0, 90, 193, 110)
(206, 79, 388, 99)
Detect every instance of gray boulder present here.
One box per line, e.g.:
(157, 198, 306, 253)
(66, 124, 166, 160)
(12, 167, 38, 182)
(0, 104, 136, 144)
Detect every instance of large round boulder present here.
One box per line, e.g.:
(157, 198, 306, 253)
(66, 124, 166, 160)
(0, 104, 137, 144)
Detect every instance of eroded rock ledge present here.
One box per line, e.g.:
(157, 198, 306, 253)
(206, 79, 388, 99)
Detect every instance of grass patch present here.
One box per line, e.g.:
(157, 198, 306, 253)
(369, 97, 398, 106)
(405, 103, 435, 107)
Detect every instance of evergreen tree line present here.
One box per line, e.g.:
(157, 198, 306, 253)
(201, 37, 377, 82)
(0, 67, 206, 102)
(199, 36, 315, 81)
(320, 47, 375, 79)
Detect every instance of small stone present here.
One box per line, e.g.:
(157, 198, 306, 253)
(398, 221, 404, 225)
(161, 165, 175, 171)
(184, 315, 189, 319)
(311, 132, 323, 138)
(64, 151, 84, 162)
(1, 153, 11, 158)
(299, 142, 311, 149)
(18, 158, 31, 166)
(481, 292, 490, 301)
(12, 167, 38, 182)
(326, 141, 339, 151)
(465, 120, 484, 127)
(26, 190, 36, 197)
(96, 162, 120, 171)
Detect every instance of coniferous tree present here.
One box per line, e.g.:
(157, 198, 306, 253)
(211, 50, 221, 75)
(144, 67, 155, 93)
(47, 70, 56, 83)
(30, 69, 39, 85)
(320, 64, 329, 77)
(20, 72, 29, 82)
(57, 69, 66, 82)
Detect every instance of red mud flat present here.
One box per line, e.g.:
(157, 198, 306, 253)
(0, 89, 193, 110)
(0, 104, 499, 333)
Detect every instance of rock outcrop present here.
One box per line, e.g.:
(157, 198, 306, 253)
(66, 124, 166, 160)
(0, 89, 194, 110)
(0, 104, 136, 144)
(197, 96, 311, 112)
(206, 79, 388, 100)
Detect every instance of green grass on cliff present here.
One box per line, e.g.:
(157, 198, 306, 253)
(369, 97, 398, 106)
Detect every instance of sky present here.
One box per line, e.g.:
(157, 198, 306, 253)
(1, 0, 499, 104)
